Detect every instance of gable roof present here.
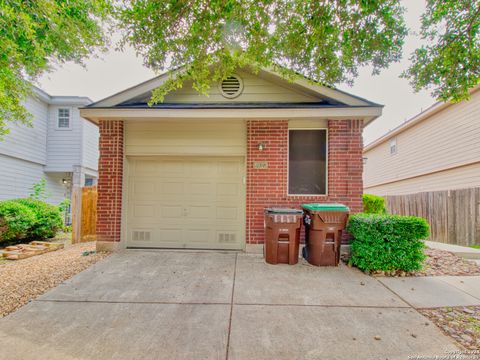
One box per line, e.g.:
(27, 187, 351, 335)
(90, 67, 380, 107)
(82, 66, 383, 124)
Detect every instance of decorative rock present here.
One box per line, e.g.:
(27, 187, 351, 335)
(420, 306, 480, 351)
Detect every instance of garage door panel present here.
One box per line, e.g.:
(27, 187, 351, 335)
(188, 182, 213, 195)
(159, 159, 186, 176)
(127, 157, 245, 249)
(216, 183, 240, 196)
(216, 207, 238, 220)
(160, 206, 183, 219)
(217, 161, 242, 176)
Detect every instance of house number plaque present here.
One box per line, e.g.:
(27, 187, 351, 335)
(253, 161, 268, 169)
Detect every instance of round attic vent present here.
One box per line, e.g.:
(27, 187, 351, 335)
(219, 75, 243, 98)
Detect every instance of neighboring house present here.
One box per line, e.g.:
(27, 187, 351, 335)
(80, 67, 383, 251)
(0, 86, 99, 208)
(364, 86, 480, 195)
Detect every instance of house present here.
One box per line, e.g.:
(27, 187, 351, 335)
(0, 86, 99, 208)
(364, 86, 480, 196)
(80, 67, 383, 251)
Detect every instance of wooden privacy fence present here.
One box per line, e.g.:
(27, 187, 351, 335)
(72, 185, 98, 244)
(385, 187, 480, 246)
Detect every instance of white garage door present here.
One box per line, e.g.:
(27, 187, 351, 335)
(126, 157, 245, 250)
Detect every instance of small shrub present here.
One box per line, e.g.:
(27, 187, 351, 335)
(0, 200, 36, 242)
(347, 213, 429, 272)
(362, 194, 387, 214)
(13, 199, 63, 239)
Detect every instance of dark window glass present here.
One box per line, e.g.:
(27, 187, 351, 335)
(288, 130, 327, 194)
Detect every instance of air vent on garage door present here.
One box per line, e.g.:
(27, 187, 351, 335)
(132, 230, 151, 242)
(218, 232, 236, 243)
(220, 75, 243, 98)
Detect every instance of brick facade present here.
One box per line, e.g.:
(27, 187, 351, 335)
(246, 119, 363, 244)
(96, 120, 124, 246)
(95, 118, 363, 248)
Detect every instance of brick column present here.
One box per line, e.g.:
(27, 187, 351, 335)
(328, 119, 364, 213)
(96, 120, 124, 251)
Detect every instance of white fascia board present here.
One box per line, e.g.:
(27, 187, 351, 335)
(80, 106, 382, 124)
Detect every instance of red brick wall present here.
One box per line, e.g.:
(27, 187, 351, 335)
(246, 119, 363, 244)
(96, 120, 124, 244)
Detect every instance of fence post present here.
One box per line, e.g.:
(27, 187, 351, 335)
(71, 185, 82, 244)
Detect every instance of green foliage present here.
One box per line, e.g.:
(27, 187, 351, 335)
(118, 1, 407, 103)
(362, 194, 387, 214)
(0, 0, 111, 137)
(0, 201, 36, 242)
(403, 0, 480, 102)
(13, 199, 63, 240)
(347, 213, 429, 272)
(29, 179, 50, 201)
(58, 198, 71, 214)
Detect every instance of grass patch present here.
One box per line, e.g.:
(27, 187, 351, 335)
(470, 245, 480, 249)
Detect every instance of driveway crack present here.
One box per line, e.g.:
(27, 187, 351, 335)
(225, 252, 238, 360)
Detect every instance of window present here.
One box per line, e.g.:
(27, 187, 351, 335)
(390, 137, 397, 155)
(57, 108, 71, 129)
(288, 129, 327, 195)
(85, 178, 95, 186)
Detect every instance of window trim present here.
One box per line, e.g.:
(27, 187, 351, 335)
(287, 127, 328, 197)
(56, 107, 73, 130)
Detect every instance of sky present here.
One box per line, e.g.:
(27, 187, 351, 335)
(38, 0, 436, 145)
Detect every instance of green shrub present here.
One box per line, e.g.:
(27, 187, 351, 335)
(347, 213, 429, 272)
(0, 200, 36, 242)
(362, 194, 387, 214)
(13, 199, 63, 239)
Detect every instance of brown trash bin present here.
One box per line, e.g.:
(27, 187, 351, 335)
(302, 204, 350, 266)
(264, 208, 303, 265)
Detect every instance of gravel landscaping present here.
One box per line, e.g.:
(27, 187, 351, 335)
(0, 242, 108, 318)
(364, 247, 480, 277)
(420, 307, 480, 351)
(416, 248, 480, 276)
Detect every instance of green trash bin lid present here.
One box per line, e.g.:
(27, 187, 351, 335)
(301, 203, 350, 212)
(265, 207, 303, 215)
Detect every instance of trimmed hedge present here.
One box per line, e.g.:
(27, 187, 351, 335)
(347, 213, 429, 272)
(362, 194, 386, 214)
(0, 201, 36, 242)
(14, 199, 63, 239)
(0, 198, 63, 244)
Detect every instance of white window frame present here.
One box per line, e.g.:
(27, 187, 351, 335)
(56, 107, 72, 130)
(390, 137, 397, 155)
(287, 128, 328, 196)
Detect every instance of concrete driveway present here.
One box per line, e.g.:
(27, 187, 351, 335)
(0, 251, 458, 359)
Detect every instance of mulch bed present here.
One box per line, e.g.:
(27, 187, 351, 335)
(420, 307, 480, 351)
(0, 242, 108, 318)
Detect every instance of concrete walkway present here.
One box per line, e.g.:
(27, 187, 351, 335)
(0, 251, 460, 359)
(379, 275, 480, 308)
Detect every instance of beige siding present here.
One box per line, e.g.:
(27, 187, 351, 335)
(125, 120, 246, 156)
(365, 162, 480, 195)
(364, 90, 480, 194)
(161, 70, 319, 103)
